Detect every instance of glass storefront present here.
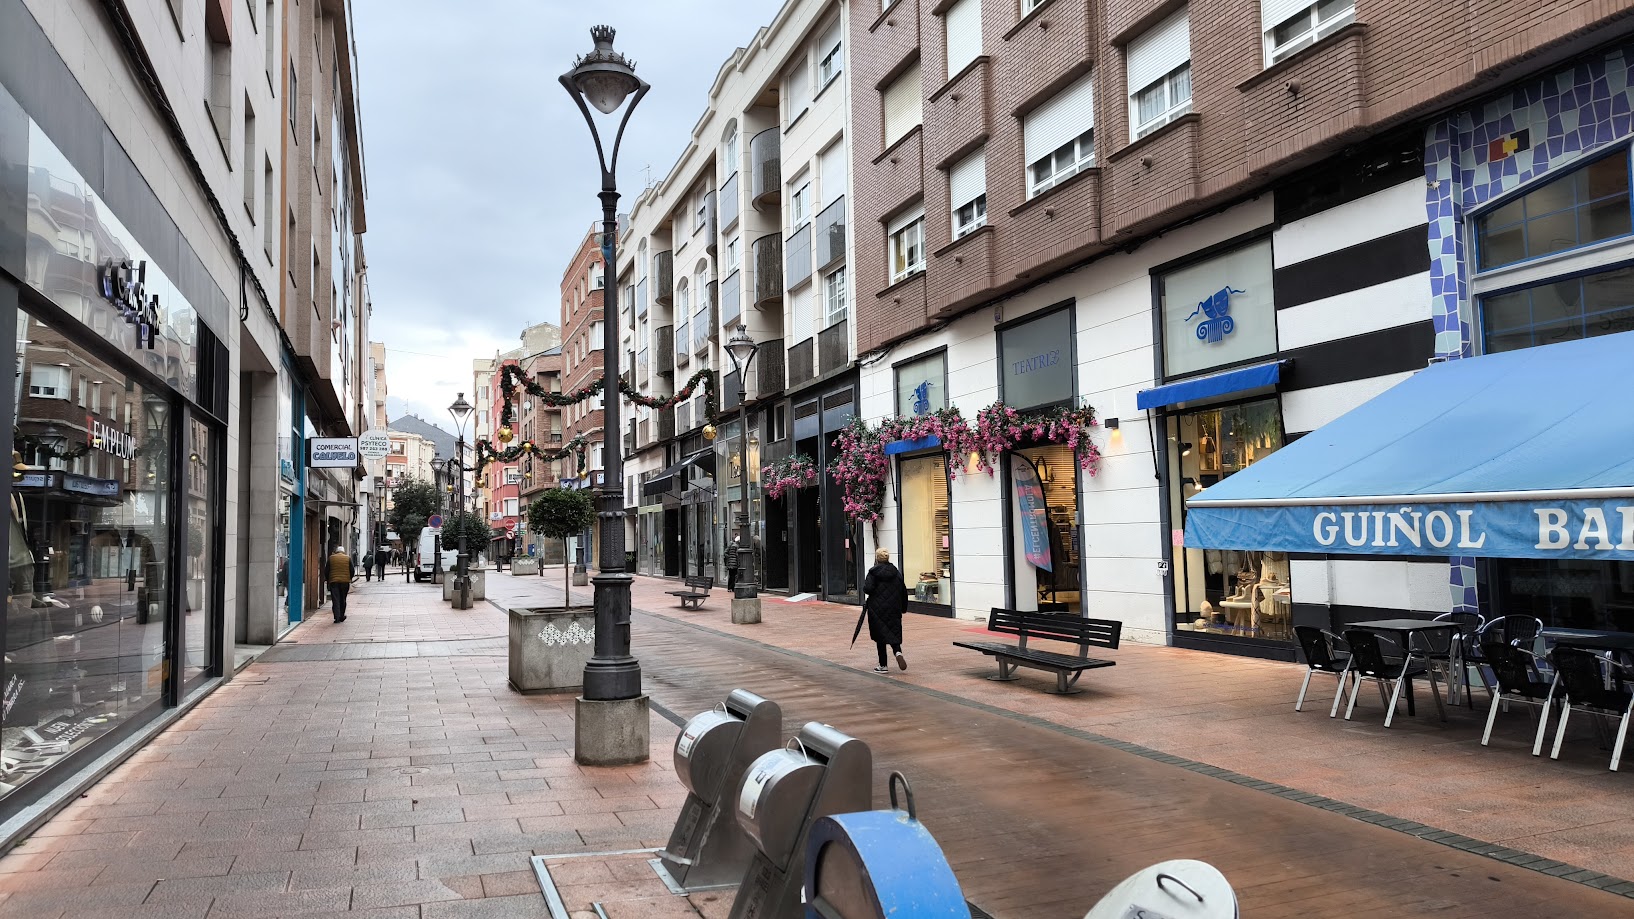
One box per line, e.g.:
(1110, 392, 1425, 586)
(898, 453, 951, 613)
(1007, 444, 1081, 613)
(1169, 397, 1292, 642)
(6, 306, 173, 800)
(183, 414, 215, 687)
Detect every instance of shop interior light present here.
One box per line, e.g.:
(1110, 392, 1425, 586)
(1181, 442, 1193, 457)
(1183, 476, 1202, 492)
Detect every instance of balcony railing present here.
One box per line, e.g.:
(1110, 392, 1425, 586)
(785, 224, 812, 290)
(719, 172, 740, 231)
(677, 401, 692, 432)
(694, 284, 715, 354)
(652, 251, 673, 305)
(819, 319, 849, 376)
(654, 325, 674, 375)
(636, 278, 648, 318)
(723, 369, 741, 412)
(753, 234, 783, 310)
(750, 128, 781, 211)
(788, 338, 814, 389)
(657, 407, 676, 442)
(675, 318, 690, 367)
(700, 192, 717, 252)
(815, 196, 846, 270)
(756, 338, 784, 397)
(720, 269, 742, 329)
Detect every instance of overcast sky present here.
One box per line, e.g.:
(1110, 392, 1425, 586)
(356, 0, 784, 432)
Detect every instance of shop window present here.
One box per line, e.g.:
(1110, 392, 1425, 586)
(999, 307, 1074, 411)
(1480, 264, 1634, 354)
(1159, 238, 1276, 378)
(895, 351, 947, 417)
(1482, 558, 1634, 633)
(1169, 397, 1292, 642)
(1476, 150, 1632, 271)
(899, 454, 952, 610)
(1006, 446, 1079, 612)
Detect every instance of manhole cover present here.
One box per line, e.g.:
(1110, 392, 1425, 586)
(395, 766, 430, 775)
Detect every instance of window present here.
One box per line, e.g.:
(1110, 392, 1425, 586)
(288, 67, 297, 136)
(242, 97, 257, 219)
(505, 468, 522, 485)
(1126, 8, 1191, 141)
(882, 66, 923, 148)
(1263, 0, 1355, 65)
(790, 172, 812, 229)
(696, 188, 710, 234)
(945, 0, 982, 79)
(1025, 74, 1095, 197)
(896, 351, 947, 416)
(824, 268, 848, 326)
(769, 404, 788, 442)
(504, 497, 519, 517)
(263, 156, 275, 262)
(820, 141, 848, 207)
(786, 57, 811, 125)
(888, 209, 926, 283)
(950, 148, 987, 237)
(817, 18, 843, 89)
(265, 1, 277, 80)
(1020, 0, 1047, 14)
(28, 365, 68, 399)
(723, 122, 740, 177)
(1476, 150, 1631, 270)
(207, 42, 232, 151)
(1482, 267, 1634, 354)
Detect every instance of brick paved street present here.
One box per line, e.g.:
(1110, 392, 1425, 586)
(0, 568, 1627, 918)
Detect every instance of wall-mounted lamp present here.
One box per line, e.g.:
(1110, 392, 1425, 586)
(1180, 442, 1193, 457)
(1104, 417, 1120, 430)
(1183, 476, 1202, 493)
(1036, 462, 1051, 483)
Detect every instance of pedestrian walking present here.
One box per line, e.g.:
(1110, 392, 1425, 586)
(375, 545, 390, 581)
(363, 546, 374, 582)
(326, 543, 355, 622)
(725, 534, 741, 590)
(861, 547, 908, 674)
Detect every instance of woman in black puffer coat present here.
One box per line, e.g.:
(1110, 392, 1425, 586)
(862, 547, 909, 673)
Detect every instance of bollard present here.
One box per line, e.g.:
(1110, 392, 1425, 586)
(728, 722, 871, 919)
(655, 690, 783, 893)
(802, 773, 967, 919)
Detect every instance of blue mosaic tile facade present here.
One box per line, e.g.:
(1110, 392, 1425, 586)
(1424, 46, 1634, 613)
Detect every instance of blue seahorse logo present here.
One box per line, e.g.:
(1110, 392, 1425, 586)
(912, 380, 931, 415)
(1185, 287, 1245, 343)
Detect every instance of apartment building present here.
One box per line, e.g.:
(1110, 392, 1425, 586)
(560, 227, 607, 563)
(514, 346, 565, 561)
(473, 322, 561, 561)
(845, 0, 1634, 660)
(619, 0, 855, 597)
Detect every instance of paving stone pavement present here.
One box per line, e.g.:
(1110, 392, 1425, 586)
(0, 569, 1627, 918)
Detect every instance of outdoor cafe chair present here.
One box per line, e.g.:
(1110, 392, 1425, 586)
(1431, 611, 1487, 706)
(1479, 641, 1557, 754)
(1479, 615, 1545, 654)
(1342, 629, 1443, 728)
(1293, 626, 1354, 717)
(1547, 646, 1634, 771)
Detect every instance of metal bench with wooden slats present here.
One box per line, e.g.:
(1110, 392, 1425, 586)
(666, 575, 714, 610)
(953, 608, 1122, 695)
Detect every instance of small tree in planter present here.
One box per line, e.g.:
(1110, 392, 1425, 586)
(390, 478, 441, 552)
(442, 511, 493, 568)
(528, 489, 596, 607)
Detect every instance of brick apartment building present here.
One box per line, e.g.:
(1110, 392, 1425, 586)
(843, 0, 1634, 659)
(560, 226, 609, 566)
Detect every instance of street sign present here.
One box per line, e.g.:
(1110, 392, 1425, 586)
(358, 430, 391, 459)
(307, 437, 359, 468)
(428, 514, 444, 529)
(506, 524, 516, 537)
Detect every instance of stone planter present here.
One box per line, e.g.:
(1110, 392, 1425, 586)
(511, 558, 540, 576)
(509, 606, 596, 693)
(442, 570, 486, 602)
(572, 567, 589, 586)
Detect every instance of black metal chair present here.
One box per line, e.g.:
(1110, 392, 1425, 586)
(1547, 647, 1634, 771)
(1431, 611, 1487, 706)
(1293, 625, 1353, 716)
(1479, 615, 1544, 653)
(1342, 629, 1443, 727)
(1479, 641, 1557, 754)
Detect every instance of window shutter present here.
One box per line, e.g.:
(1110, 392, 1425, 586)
(945, 0, 982, 79)
(788, 60, 810, 115)
(821, 143, 848, 207)
(791, 280, 813, 343)
(1260, 0, 1308, 32)
(887, 207, 924, 237)
(1024, 74, 1095, 164)
(948, 149, 986, 211)
(1126, 8, 1190, 93)
(882, 66, 923, 147)
(820, 17, 843, 61)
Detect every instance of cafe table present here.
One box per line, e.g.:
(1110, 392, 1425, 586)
(1346, 619, 1458, 721)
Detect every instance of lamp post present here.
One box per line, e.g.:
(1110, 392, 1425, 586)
(449, 393, 474, 609)
(724, 325, 761, 625)
(561, 25, 650, 765)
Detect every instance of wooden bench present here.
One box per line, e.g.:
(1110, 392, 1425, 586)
(953, 608, 1122, 695)
(666, 575, 714, 610)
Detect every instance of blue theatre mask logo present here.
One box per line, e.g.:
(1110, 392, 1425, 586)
(1185, 286, 1245, 343)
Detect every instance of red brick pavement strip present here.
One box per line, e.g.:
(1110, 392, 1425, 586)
(484, 572, 1634, 885)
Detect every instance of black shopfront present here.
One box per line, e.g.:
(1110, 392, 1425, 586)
(0, 19, 229, 824)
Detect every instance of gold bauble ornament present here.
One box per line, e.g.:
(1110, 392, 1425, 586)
(702, 423, 717, 441)
(497, 426, 514, 444)
(523, 442, 534, 453)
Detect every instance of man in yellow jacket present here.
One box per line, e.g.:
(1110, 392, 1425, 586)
(326, 544, 355, 622)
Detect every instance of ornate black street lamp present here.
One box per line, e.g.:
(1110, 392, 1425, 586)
(724, 325, 761, 624)
(449, 393, 474, 609)
(561, 26, 649, 761)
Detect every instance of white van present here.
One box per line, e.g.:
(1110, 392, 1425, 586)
(414, 527, 460, 582)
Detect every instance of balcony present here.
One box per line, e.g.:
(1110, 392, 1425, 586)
(720, 270, 742, 329)
(700, 193, 718, 252)
(638, 419, 651, 448)
(723, 369, 741, 412)
(750, 128, 781, 211)
(753, 235, 783, 310)
(675, 318, 690, 368)
(788, 338, 814, 389)
(657, 407, 676, 442)
(624, 422, 635, 452)
(652, 251, 673, 305)
(815, 196, 846, 271)
(819, 319, 849, 376)
(636, 279, 648, 318)
(755, 338, 784, 397)
(785, 224, 812, 290)
(719, 172, 740, 231)
(695, 282, 716, 353)
(654, 325, 674, 375)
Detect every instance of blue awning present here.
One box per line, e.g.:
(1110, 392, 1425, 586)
(1136, 360, 1284, 411)
(1183, 332, 1634, 559)
(884, 436, 941, 455)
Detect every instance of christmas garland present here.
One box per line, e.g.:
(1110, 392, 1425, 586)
(472, 432, 591, 478)
(761, 453, 819, 499)
(827, 401, 1102, 523)
(493, 363, 719, 431)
